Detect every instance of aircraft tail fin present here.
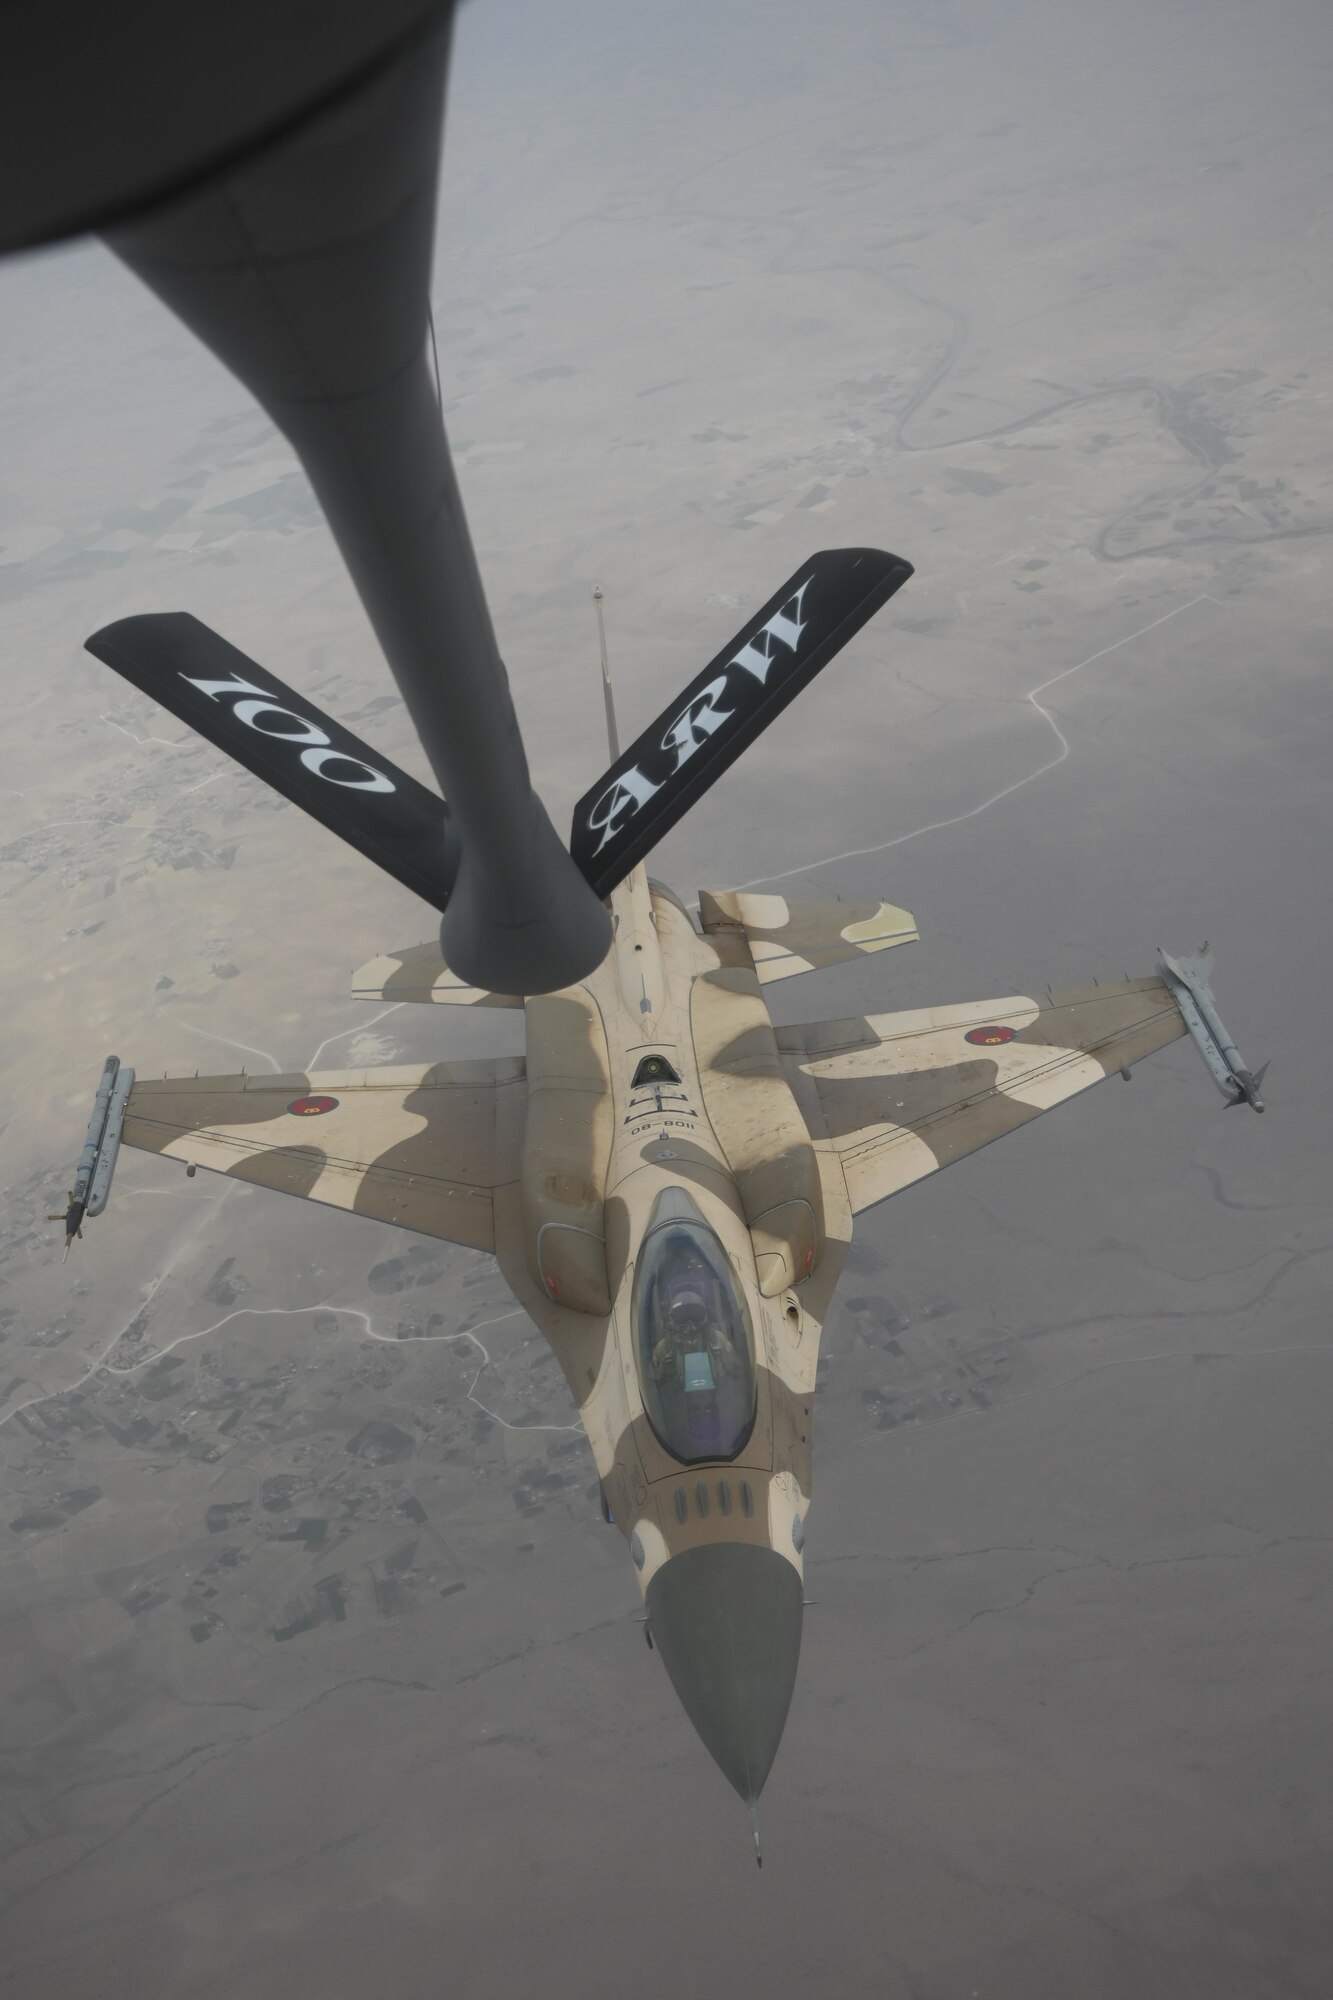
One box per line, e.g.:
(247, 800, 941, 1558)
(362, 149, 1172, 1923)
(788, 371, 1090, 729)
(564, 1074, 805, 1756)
(86, 613, 455, 910)
(568, 547, 912, 899)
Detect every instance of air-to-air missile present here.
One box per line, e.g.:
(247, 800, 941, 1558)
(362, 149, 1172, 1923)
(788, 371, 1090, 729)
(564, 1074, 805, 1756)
(50, 1055, 136, 1256)
(1158, 948, 1267, 1111)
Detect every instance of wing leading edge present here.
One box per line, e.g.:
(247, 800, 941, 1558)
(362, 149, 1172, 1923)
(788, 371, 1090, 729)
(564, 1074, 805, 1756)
(779, 977, 1186, 1217)
(123, 1059, 526, 1251)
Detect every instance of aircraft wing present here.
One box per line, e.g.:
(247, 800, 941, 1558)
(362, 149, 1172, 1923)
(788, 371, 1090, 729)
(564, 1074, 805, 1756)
(122, 1059, 526, 1251)
(778, 977, 1187, 1217)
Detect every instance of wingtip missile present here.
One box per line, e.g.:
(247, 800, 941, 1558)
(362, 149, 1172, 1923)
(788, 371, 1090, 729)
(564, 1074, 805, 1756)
(54, 1059, 135, 1255)
(1158, 950, 1266, 1113)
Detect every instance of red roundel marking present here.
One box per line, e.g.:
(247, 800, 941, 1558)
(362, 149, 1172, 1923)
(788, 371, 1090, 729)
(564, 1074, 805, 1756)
(287, 1094, 339, 1116)
(965, 1025, 1017, 1047)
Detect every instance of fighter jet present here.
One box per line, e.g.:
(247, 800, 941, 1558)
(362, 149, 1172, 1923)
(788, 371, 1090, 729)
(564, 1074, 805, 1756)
(10, 0, 1263, 1827)
(59, 547, 1264, 1824)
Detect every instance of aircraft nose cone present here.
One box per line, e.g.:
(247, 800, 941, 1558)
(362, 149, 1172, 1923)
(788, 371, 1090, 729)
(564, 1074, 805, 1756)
(646, 1543, 803, 1801)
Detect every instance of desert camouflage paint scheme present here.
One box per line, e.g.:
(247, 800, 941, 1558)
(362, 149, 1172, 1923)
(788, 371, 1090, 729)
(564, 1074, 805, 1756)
(121, 866, 1188, 1804)
(697, 889, 919, 985)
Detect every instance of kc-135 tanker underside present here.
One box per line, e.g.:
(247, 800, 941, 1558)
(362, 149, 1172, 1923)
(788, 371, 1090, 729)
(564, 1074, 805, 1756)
(8, 2, 1263, 1835)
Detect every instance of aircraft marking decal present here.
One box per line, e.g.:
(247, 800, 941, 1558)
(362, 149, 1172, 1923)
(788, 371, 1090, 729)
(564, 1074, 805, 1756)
(570, 547, 914, 897)
(84, 614, 457, 912)
(581, 579, 814, 858)
(180, 670, 397, 793)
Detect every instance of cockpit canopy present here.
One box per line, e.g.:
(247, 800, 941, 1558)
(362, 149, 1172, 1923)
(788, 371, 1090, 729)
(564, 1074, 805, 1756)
(632, 1187, 757, 1465)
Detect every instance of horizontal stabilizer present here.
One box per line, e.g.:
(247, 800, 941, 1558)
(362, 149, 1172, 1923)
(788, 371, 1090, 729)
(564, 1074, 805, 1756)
(86, 613, 455, 911)
(352, 943, 523, 1009)
(699, 891, 918, 985)
(570, 548, 912, 897)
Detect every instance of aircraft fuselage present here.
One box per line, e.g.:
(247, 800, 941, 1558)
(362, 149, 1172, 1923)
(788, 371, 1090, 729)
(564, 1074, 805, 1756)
(489, 864, 851, 1799)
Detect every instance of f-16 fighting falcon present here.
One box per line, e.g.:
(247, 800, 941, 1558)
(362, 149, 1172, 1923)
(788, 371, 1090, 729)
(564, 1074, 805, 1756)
(59, 549, 1263, 1831)
(6, 2, 1262, 1836)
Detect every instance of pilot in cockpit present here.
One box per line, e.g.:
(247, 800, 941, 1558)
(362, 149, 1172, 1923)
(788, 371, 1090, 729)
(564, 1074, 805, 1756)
(633, 1190, 758, 1464)
(650, 1285, 706, 1383)
(650, 1279, 740, 1391)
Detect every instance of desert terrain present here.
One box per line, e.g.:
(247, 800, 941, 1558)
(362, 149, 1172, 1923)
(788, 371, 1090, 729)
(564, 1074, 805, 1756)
(0, 2, 1330, 1993)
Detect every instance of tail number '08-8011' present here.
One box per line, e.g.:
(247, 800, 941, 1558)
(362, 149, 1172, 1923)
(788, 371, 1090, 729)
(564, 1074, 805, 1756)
(180, 671, 396, 793)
